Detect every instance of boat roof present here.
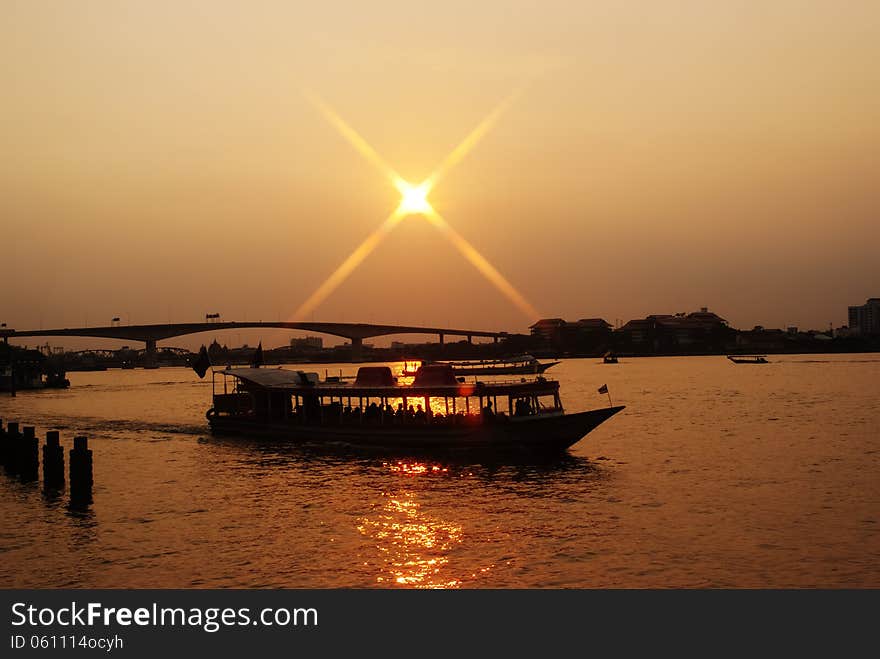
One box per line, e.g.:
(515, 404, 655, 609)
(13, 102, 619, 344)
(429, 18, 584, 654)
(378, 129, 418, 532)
(217, 367, 317, 388)
(219, 366, 558, 397)
(443, 354, 538, 366)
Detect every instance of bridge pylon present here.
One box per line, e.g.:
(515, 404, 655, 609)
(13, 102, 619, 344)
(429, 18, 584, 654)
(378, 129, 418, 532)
(144, 339, 158, 368)
(350, 337, 363, 362)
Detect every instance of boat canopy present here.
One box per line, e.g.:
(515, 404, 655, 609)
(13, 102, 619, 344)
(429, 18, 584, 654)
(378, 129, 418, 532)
(413, 364, 458, 386)
(219, 368, 318, 388)
(219, 366, 557, 398)
(354, 366, 396, 386)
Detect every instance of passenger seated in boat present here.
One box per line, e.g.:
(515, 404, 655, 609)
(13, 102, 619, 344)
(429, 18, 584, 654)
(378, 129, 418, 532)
(414, 404, 426, 423)
(327, 401, 342, 423)
(395, 403, 405, 422)
(514, 398, 532, 417)
(482, 401, 495, 422)
(406, 405, 415, 421)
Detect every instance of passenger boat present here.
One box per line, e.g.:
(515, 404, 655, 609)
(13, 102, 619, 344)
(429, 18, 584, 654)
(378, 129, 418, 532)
(400, 354, 559, 377)
(727, 355, 768, 364)
(602, 352, 619, 364)
(206, 364, 623, 453)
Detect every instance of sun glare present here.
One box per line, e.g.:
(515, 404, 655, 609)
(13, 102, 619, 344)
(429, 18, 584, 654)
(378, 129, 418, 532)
(298, 90, 541, 321)
(395, 180, 433, 215)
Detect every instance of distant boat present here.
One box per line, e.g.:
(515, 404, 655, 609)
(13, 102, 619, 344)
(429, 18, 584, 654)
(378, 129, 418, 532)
(727, 355, 768, 364)
(400, 355, 559, 377)
(0, 364, 69, 391)
(602, 352, 618, 364)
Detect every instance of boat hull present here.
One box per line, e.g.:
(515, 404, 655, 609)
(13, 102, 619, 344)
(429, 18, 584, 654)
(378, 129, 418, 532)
(452, 361, 560, 376)
(208, 406, 624, 453)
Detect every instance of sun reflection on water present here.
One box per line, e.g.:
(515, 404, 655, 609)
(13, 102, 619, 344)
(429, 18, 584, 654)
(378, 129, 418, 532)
(357, 461, 470, 589)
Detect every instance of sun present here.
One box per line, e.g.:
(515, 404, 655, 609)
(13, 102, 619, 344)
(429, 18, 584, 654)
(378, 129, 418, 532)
(395, 179, 433, 215)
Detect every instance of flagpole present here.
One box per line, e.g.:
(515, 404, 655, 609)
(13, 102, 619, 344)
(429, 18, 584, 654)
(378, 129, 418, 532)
(607, 390, 612, 407)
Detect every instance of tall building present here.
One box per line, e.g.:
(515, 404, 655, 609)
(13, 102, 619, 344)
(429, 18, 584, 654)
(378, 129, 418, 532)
(847, 298, 880, 336)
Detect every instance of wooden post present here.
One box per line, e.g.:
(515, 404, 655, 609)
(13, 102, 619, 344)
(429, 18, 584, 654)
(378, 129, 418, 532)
(43, 430, 64, 489)
(4, 421, 20, 474)
(69, 436, 93, 505)
(21, 426, 39, 481)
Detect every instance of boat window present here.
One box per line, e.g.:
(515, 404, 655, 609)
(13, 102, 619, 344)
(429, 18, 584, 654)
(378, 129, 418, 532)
(537, 394, 559, 411)
(513, 397, 533, 416)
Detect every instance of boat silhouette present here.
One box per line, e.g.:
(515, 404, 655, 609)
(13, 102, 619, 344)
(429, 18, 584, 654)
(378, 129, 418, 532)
(206, 364, 622, 453)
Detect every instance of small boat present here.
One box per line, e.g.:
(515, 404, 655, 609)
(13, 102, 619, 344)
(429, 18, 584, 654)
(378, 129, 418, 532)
(602, 352, 618, 364)
(0, 346, 70, 391)
(727, 355, 768, 364)
(206, 364, 623, 453)
(400, 354, 559, 377)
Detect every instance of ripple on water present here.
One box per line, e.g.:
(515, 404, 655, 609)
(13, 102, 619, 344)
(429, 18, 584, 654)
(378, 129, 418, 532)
(1, 358, 879, 587)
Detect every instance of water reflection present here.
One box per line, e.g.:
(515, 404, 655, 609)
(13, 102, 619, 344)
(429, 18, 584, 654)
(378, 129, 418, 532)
(170, 438, 606, 588)
(357, 460, 464, 589)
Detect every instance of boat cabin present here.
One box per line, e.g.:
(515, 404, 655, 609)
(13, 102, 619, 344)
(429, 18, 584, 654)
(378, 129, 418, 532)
(210, 364, 564, 426)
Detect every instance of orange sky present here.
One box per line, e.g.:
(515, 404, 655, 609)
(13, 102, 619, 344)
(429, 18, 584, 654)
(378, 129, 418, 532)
(2, 1, 878, 347)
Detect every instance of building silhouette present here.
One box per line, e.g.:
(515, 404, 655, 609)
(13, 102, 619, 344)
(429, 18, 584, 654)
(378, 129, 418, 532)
(848, 298, 880, 336)
(530, 318, 612, 353)
(616, 308, 732, 355)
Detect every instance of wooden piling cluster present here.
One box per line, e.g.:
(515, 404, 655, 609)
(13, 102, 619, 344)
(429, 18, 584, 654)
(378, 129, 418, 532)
(0, 418, 93, 504)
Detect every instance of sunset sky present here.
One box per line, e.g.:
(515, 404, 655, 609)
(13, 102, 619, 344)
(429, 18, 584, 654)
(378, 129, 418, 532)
(3, 1, 878, 347)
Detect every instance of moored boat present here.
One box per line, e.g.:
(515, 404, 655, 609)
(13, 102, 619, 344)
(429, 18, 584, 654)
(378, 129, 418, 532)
(400, 354, 559, 377)
(727, 355, 768, 364)
(207, 364, 623, 453)
(0, 345, 70, 392)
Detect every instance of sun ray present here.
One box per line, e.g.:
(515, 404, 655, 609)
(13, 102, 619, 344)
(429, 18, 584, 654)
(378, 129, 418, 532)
(425, 85, 526, 190)
(296, 85, 538, 321)
(304, 89, 403, 184)
(424, 209, 540, 320)
(293, 210, 406, 320)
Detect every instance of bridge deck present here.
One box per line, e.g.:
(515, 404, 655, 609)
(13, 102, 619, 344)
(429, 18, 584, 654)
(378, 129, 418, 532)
(2, 321, 509, 344)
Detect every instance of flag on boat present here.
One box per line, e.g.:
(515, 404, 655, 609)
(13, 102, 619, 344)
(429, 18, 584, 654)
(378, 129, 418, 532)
(597, 384, 608, 395)
(191, 345, 211, 379)
(252, 342, 263, 368)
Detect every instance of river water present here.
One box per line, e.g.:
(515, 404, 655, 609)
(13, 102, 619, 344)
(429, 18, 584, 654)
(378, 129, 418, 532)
(1, 355, 878, 588)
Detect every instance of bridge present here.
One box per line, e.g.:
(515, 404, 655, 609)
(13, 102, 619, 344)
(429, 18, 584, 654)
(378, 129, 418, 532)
(1, 321, 509, 363)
